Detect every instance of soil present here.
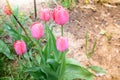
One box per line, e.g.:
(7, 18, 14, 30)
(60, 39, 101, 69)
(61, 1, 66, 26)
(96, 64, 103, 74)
(64, 4, 120, 80)
(1, 0, 120, 80)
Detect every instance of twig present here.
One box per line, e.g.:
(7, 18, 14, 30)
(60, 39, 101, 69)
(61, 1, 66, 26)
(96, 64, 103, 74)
(34, 0, 37, 21)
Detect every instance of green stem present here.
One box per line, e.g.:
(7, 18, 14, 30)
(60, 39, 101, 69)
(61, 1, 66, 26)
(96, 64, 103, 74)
(33, 39, 45, 64)
(45, 22, 50, 60)
(6, 0, 12, 12)
(61, 25, 64, 36)
(44, 22, 48, 43)
(85, 30, 88, 56)
(18, 56, 22, 79)
(59, 52, 66, 80)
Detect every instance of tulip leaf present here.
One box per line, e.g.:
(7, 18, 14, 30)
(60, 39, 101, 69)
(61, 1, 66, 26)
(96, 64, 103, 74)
(0, 40, 14, 60)
(36, 54, 41, 64)
(25, 67, 47, 79)
(40, 64, 58, 80)
(64, 64, 94, 80)
(13, 6, 19, 17)
(25, 65, 58, 80)
(66, 58, 80, 66)
(28, 49, 34, 61)
(88, 66, 106, 76)
(43, 26, 60, 62)
(25, 67, 40, 73)
(47, 27, 60, 61)
(47, 58, 59, 71)
(4, 23, 21, 40)
(10, 15, 17, 25)
(4, 23, 29, 42)
(23, 52, 30, 61)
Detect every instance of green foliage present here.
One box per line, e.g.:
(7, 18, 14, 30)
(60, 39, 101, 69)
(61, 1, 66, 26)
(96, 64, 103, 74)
(0, 54, 14, 80)
(66, 58, 80, 66)
(85, 31, 97, 58)
(10, 6, 18, 25)
(0, 40, 14, 60)
(65, 58, 94, 80)
(10, 6, 29, 25)
(60, 0, 76, 9)
(43, 26, 60, 61)
(0, 58, 4, 76)
(88, 66, 106, 76)
(65, 64, 94, 80)
(61, 0, 71, 8)
(4, 23, 29, 42)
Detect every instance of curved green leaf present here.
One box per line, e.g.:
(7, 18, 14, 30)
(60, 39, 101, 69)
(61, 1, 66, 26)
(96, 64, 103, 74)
(0, 40, 14, 60)
(88, 66, 106, 76)
(64, 64, 94, 80)
(66, 58, 80, 66)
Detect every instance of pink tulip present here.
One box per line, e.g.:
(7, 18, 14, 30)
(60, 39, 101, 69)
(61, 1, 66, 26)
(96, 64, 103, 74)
(56, 36, 68, 52)
(4, 6, 12, 15)
(31, 22, 44, 39)
(53, 6, 69, 25)
(40, 8, 51, 22)
(14, 40, 27, 56)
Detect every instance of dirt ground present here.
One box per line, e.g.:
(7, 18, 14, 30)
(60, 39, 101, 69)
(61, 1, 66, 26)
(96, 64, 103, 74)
(1, 0, 120, 80)
(65, 4, 120, 80)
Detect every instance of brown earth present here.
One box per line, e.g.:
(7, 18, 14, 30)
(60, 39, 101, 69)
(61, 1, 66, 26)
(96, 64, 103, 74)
(64, 4, 120, 80)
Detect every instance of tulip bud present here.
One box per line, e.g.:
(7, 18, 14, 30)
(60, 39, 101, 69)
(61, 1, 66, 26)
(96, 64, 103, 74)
(53, 6, 69, 25)
(31, 22, 44, 39)
(40, 8, 51, 22)
(14, 40, 27, 56)
(4, 5, 12, 15)
(56, 36, 68, 52)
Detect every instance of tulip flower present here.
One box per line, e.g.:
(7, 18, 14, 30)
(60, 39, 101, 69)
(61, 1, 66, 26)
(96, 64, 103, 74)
(40, 8, 51, 22)
(53, 6, 69, 25)
(14, 40, 27, 56)
(56, 36, 68, 52)
(31, 22, 44, 39)
(4, 5, 12, 15)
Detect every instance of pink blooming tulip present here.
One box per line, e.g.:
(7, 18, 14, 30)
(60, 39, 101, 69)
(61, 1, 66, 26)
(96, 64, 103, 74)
(4, 6, 12, 15)
(40, 8, 51, 22)
(31, 22, 44, 39)
(53, 6, 69, 25)
(56, 36, 68, 52)
(14, 40, 27, 56)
